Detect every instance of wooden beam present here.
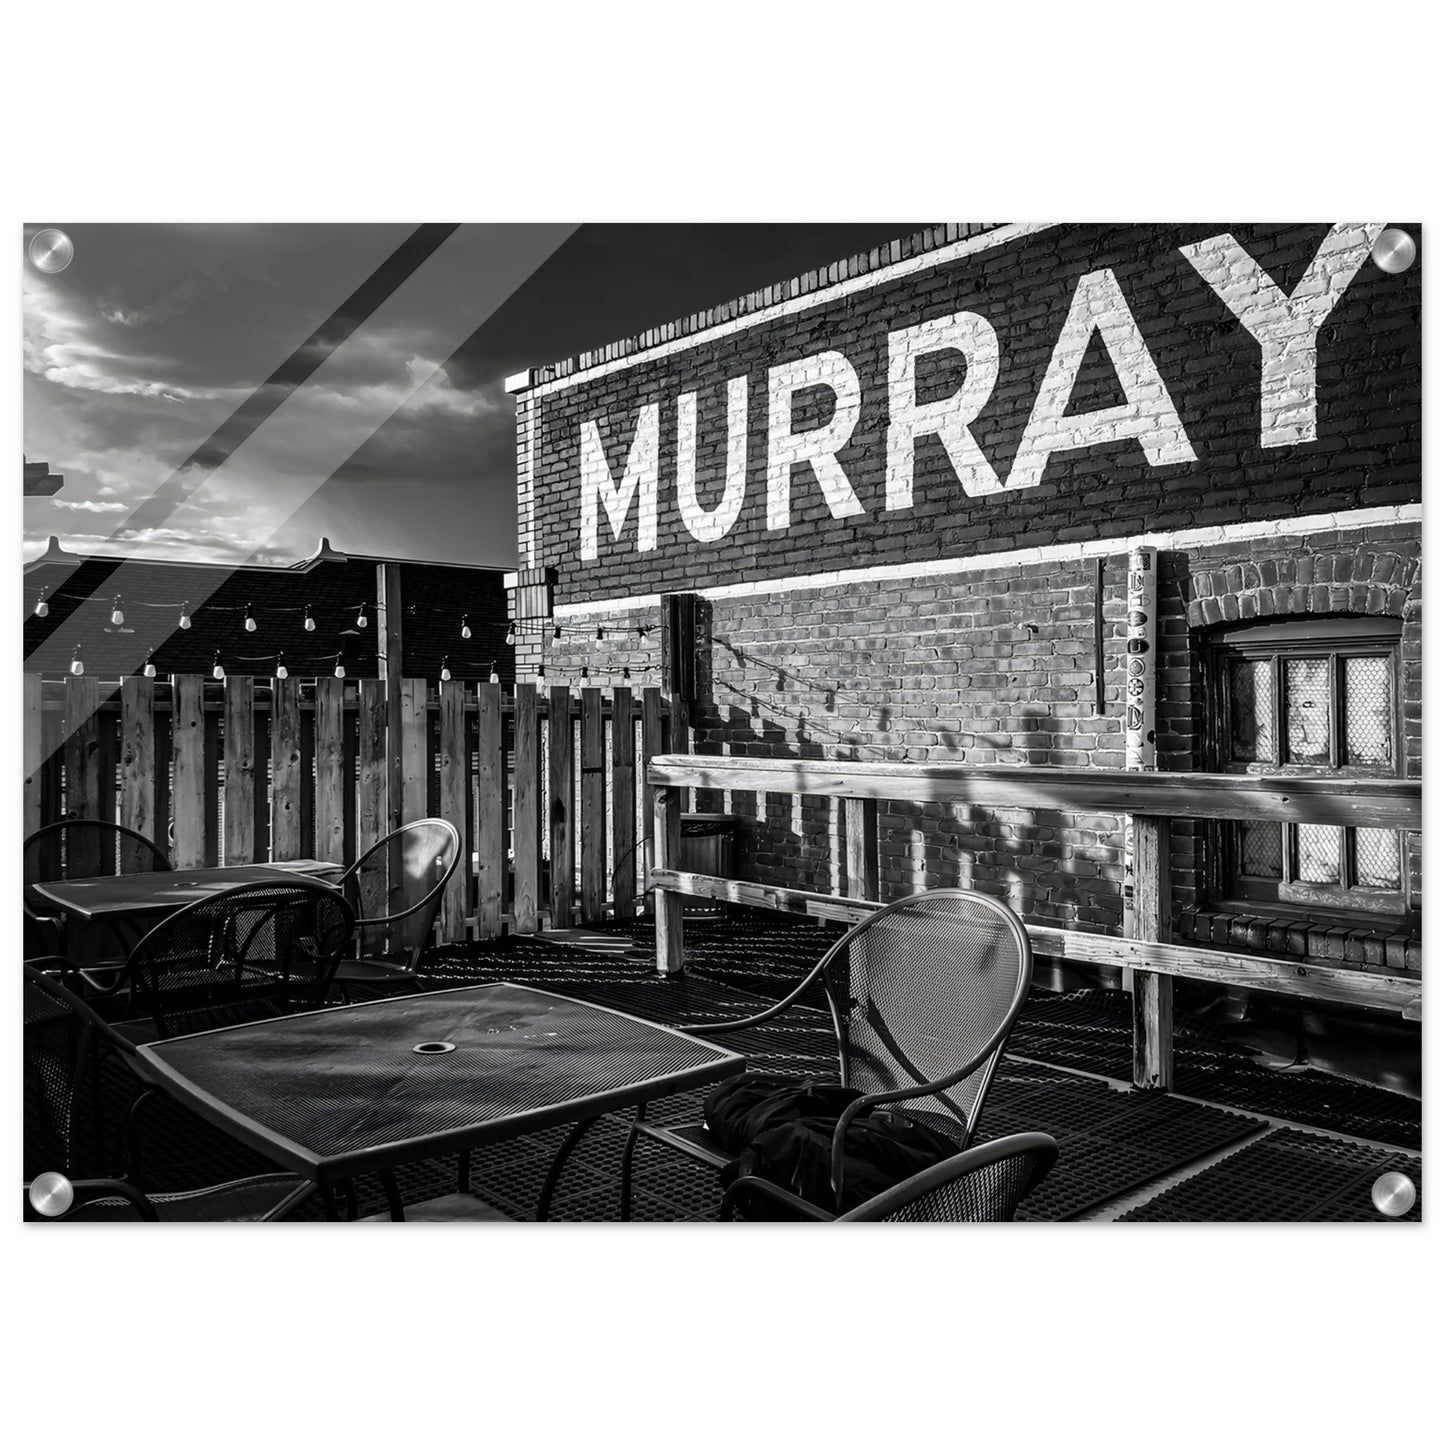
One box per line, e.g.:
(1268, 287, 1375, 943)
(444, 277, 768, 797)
(651, 868, 876, 927)
(547, 685, 574, 929)
(645, 756, 1420, 830)
(653, 785, 684, 976)
(640, 687, 664, 914)
(843, 797, 879, 901)
(1131, 814, 1172, 1089)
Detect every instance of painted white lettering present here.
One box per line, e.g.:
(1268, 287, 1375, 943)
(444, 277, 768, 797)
(1009, 269, 1197, 489)
(766, 351, 864, 531)
(1179, 224, 1384, 448)
(676, 377, 748, 543)
(579, 404, 659, 561)
(885, 311, 1003, 508)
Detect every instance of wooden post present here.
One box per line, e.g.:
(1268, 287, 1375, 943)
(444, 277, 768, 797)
(654, 782, 684, 976)
(437, 678, 469, 944)
(611, 686, 636, 917)
(1131, 813, 1174, 1089)
(270, 677, 303, 861)
(548, 685, 574, 929)
(580, 687, 606, 924)
(172, 674, 206, 869)
(356, 678, 389, 863)
(475, 682, 505, 938)
(378, 562, 405, 834)
(118, 676, 157, 846)
(640, 686, 664, 913)
(512, 683, 541, 933)
(314, 675, 346, 864)
(844, 797, 879, 901)
(400, 678, 427, 824)
(223, 676, 256, 865)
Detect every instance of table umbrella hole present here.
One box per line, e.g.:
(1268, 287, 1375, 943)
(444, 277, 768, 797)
(413, 1041, 456, 1055)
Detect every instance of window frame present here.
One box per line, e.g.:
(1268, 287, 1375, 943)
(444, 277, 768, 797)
(1203, 616, 1408, 919)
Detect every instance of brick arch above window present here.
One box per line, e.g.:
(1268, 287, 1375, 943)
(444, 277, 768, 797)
(1186, 549, 1419, 630)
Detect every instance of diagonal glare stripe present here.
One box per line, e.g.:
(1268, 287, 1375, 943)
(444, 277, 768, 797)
(112, 222, 461, 544)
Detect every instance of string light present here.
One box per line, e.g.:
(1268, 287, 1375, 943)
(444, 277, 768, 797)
(275, 652, 288, 681)
(179, 601, 192, 630)
(334, 660, 346, 679)
(536, 662, 546, 681)
(505, 623, 516, 647)
(553, 624, 562, 641)
(243, 604, 257, 633)
(488, 662, 499, 685)
(109, 595, 125, 626)
(595, 626, 605, 648)
(580, 665, 589, 682)
(461, 615, 472, 640)
(143, 651, 157, 679)
(34, 588, 49, 618)
(440, 656, 452, 682)
(69, 646, 84, 677)
(622, 666, 631, 680)
(637, 625, 647, 641)
(212, 652, 225, 681)
(353, 604, 366, 629)
(304, 606, 316, 632)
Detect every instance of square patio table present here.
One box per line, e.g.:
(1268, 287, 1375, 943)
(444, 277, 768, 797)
(31, 860, 344, 927)
(134, 982, 745, 1219)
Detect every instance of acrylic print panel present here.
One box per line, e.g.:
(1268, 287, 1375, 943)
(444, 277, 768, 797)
(22, 221, 1420, 1225)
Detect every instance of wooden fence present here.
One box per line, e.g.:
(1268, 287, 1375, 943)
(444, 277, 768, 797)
(645, 754, 1423, 1090)
(22, 674, 675, 943)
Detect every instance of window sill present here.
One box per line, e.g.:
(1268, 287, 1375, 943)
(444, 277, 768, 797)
(1178, 907, 1420, 974)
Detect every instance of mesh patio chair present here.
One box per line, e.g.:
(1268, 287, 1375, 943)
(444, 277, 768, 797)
(110, 877, 355, 1042)
(23, 965, 314, 1222)
(23, 819, 172, 962)
(538, 887, 1034, 1221)
(332, 818, 460, 992)
(720, 1131, 1059, 1222)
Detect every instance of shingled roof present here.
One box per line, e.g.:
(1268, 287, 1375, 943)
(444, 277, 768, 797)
(22, 537, 513, 684)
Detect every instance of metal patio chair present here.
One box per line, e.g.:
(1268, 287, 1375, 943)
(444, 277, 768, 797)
(720, 1131, 1059, 1221)
(108, 876, 355, 1041)
(536, 887, 1035, 1220)
(332, 818, 461, 992)
(23, 965, 315, 1222)
(23, 819, 172, 961)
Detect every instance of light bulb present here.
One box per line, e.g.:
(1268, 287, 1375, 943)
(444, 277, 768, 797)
(304, 607, 316, 632)
(461, 615, 472, 640)
(488, 663, 499, 685)
(110, 596, 125, 626)
(34, 590, 49, 618)
(595, 626, 605, 648)
(622, 667, 631, 680)
(356, 606, 368, 629)
(70, 648, 84, 677)
(275, 653, 288, 680)
(179, 602, 192, 629)
(143, 653, 157, 679)
(581, 666, 589, 682)
(505, 624, 516, 647)
(244, 606, 257, 633)
(536, 663, 546, 681)
(440, 658, 452, 682)
(334, 662, 346, 679)
(212, 653, 225, 681)
(636, 625, 646, 641)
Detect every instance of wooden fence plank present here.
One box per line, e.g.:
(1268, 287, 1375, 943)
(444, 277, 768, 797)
(223, 676, 256, 865)
(1131, 814, 1173, 1090)
(356, 678, 388, 863)
(314, 676, 346, 864)
(253, 702, 270, 860)
(548, 685, 575, 929)
(653, 784, 684, 975)
(475, 682, 505, 938)
(438, 679, 469, 944)
(512, 683, 541, 933)
(641, 687, 663, 913)
(270, 678, 302, 861)
(611, 687, 636, 916)
(844, 797, 879, 901)
(171, 675, 206, 869)
(580, 688, 606, 925)
(119, 676, 156, 847)
(203, 709, 221, 867)
(401, 678, 427, 825)
(63, 678, 103, 871)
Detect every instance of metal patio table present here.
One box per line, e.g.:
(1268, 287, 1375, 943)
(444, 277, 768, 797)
(31, 860, 343, 928)
(133, 982, 745, 1220)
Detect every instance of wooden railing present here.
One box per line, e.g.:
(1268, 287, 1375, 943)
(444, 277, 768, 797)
(647, 755, 1422, 1089)
(23, 674, 673, 944)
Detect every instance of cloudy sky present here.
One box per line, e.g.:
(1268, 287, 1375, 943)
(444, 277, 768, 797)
(23, 222, 918, 569)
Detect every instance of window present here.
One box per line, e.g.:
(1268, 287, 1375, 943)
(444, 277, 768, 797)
(1205, 617, 1407, 917)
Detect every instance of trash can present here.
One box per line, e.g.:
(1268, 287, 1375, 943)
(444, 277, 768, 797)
(679, 813, 737, 920)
